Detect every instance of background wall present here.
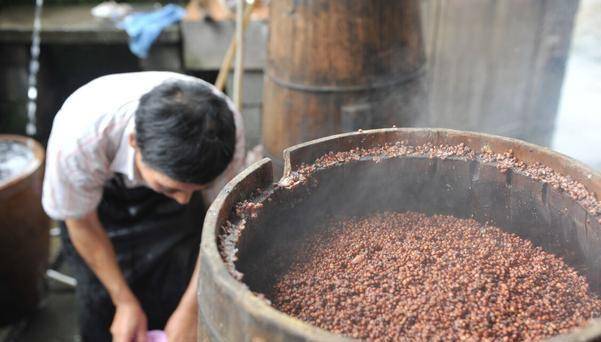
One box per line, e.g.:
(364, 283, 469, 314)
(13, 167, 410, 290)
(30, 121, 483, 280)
(419, 0, 579, 146)
(1, 0, 596, 168)
(552, 0, 601, 170)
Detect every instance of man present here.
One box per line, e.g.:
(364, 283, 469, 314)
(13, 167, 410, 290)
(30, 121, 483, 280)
(42, 72, 245, 342)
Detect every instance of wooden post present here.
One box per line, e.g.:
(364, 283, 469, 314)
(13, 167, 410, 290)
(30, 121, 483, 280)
(262, 0, 427, 169)
(233, 0, 245, 111)
(214, 2, 255, 92)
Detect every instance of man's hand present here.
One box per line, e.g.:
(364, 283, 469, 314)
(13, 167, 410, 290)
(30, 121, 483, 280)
(111, 299, 148, 342)
(166, 254, 201, 341)
(66, 212, 148, 341)
(165, 301, 198, 342)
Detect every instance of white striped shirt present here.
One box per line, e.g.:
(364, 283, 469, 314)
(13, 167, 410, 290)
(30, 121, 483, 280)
(42, 72, 245, 220)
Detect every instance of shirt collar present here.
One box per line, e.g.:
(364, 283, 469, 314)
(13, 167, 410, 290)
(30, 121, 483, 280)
(110, 117, 143, 185)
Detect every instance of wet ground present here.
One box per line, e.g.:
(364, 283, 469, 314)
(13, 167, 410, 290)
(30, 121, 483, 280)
(0, 259, 79, 342)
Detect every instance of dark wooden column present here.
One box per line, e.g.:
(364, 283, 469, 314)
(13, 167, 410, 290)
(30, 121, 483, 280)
(262, 0, 427, 168)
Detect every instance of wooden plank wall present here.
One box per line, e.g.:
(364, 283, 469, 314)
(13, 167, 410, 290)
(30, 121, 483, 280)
(419, 0, 580, 146)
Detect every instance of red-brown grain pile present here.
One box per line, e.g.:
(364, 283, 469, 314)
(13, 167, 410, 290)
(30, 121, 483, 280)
(269, 212, 601, 341)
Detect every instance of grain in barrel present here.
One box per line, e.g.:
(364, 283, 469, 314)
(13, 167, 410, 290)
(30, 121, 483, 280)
(269, 212, 601, 341)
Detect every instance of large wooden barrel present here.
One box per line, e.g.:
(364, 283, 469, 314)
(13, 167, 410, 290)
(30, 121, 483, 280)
(0, 135, 49, 325)
(199, 128, 601, 341)
(262, 0, 426, 169)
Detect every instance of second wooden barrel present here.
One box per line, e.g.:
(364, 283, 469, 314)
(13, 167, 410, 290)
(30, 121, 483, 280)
(262, 0, 426, 168)
(0, 135, 49, 325)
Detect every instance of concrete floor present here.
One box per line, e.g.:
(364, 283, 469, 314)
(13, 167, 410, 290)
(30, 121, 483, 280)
(10, 284, 79, 342)
(0, 1, 599, 341)
(0, 237, 79, 342)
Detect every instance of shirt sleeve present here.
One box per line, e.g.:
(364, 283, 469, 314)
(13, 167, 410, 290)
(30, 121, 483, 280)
(201, 106, 246, 206)
(42, 133, 111, 220)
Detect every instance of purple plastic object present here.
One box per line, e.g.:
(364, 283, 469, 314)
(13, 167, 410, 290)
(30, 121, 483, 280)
(147, 330, 167, 342)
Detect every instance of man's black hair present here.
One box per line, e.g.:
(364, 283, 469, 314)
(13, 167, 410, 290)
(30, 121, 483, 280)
(135, 80, 236, 185)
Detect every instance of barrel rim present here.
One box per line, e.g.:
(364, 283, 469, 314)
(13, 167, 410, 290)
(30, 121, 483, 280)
(201, 128, 600, 341)
(0, 134, 45, 192)
(283, 128, 600, 192)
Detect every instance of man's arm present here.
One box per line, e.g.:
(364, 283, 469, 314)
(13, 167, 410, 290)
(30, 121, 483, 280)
(165, 255, 200, 341)
(65, 211, 147, 342)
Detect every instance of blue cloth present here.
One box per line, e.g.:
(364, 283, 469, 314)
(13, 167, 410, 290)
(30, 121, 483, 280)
(119, 4, 185, 59)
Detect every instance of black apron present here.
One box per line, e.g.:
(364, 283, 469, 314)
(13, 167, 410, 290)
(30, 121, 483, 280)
(60, 174, 205, 342)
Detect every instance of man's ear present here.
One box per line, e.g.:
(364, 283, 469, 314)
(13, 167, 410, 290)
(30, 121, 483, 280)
(128, 133, 137, 148)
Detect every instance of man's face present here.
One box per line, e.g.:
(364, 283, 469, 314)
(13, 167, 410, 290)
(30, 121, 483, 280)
(130, 134, 207, 204)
